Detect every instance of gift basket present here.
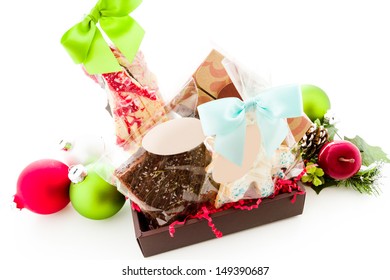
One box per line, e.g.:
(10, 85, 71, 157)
(57, 0, 312, 256)
(13, 0, 389, 258)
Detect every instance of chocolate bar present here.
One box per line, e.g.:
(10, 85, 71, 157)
(115, 144, 217, 228)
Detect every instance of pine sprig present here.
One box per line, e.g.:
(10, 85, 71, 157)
(337, 162, 384, 195)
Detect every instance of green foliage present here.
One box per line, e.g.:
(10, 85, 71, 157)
(301, 164, 325, 187)
(299, 112, 389, 195)
(310, 176, 336, 194)
(320, 116, 339, 141)
(308, 162, 384, 195)
(324, 124, 338, 141)
(338, 162, 383, 195)
(345, 135, 390, 166)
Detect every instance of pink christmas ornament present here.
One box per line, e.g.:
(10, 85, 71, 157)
(14, 159, 71, 214)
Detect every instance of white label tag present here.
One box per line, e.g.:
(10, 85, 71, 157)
(142, 118, 206, 155)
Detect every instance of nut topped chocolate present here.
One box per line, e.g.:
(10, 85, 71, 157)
(115, 143, 216, 228)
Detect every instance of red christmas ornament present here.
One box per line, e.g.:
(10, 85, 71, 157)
(14, 159, 71, 214)
(318, 140, 362, 180)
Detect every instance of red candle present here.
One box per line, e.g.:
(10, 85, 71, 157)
(318, 140, 362, 180)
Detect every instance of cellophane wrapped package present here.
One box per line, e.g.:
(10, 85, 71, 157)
(115, 143, 217, 228)
(103, 80, 219, 229)
(61, 0, 162, 154)
(85, 47, 168, 152)
(197, 57, 306, 208)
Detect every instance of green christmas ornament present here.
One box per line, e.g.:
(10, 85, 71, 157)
(301, 84, 331, 122)
(69, 164, 125, 220)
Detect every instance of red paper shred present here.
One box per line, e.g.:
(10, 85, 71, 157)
(272, 168, 306, 200)
(131, 202, 141, 212)
(168, 206, 222, 238)
(232, 198, 262, 210)
(168, 199, 263, 238)
(169, 219, 187, 237)
(199, 206, 223, 238)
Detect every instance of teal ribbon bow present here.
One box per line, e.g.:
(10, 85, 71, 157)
(61, 0, 144, 74)
(197, 84, 303, 166)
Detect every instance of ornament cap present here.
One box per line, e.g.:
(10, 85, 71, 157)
(68, 164, 88, 183)
(59, 139, 74, 151)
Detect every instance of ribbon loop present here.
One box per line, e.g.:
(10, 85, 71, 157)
(61, 0, 144, 74)
(198, 84, 303, 166)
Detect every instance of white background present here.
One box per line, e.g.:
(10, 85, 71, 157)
(1, 0, 390, 279)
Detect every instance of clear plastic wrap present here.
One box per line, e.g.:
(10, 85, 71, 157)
(94, 79, 218, 228)
(199, 57, 304, 208)
(85, 47, 168, 152)
(115, 143, 218, 228)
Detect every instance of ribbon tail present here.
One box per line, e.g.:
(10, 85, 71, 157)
(198, 97, 247, 166)
(257, 115, 289, 158)
(254, 84, 303, 157)
(100, 16, 145, 65)
(215, 122, 246, 166)
(84, 27, 122, 74)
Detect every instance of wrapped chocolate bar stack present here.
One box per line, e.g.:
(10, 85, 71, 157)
(61, 0, 167, 153)
(54, 0, 389, 258)
(89, 49, 167, 152)
(115, 143, 215, 228)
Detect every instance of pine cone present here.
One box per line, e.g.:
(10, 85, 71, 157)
(300, 123, 328, 160)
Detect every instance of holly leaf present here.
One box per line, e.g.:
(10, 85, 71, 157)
(311, 180, 334, 194)
(310, 180, 335, 194)
(344, 135, 390, 166)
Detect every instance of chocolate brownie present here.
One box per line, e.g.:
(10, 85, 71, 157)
(115, 143, 216, 228)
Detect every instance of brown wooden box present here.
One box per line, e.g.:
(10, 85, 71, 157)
(131, 188, 306, 257)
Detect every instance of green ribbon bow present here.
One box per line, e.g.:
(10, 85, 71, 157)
(61, 0, 144, 74)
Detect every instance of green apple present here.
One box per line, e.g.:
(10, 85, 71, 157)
(69, 165, 125, 220)
(301, 84, 331, 122)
